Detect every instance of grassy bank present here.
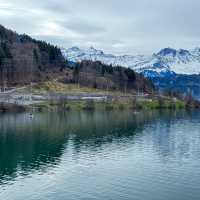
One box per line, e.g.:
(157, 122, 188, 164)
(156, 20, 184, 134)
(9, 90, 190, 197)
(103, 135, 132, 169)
(32, 98, 187, 112)
(136, 99, 186, 110)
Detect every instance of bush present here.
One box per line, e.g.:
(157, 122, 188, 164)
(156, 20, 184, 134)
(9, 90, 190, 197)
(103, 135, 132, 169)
(83, 100, 95, 110)
(105, 102, 114, 110)
(119, 104, 125, 110)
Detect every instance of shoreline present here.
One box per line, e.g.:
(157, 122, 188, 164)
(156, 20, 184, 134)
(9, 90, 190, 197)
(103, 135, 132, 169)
(0, 94, 190, 113)
(0, 81, 198, 113)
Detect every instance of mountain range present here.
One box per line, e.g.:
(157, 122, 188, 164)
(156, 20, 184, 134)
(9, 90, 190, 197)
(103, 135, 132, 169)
(62, 46, 200, 99)
(62, 46, 200, 77)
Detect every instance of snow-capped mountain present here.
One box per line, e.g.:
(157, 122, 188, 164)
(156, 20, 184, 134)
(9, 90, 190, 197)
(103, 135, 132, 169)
(62, 46, 200, 77)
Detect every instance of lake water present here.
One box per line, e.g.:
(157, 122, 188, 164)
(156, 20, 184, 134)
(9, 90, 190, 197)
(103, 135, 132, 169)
(0, 110, 200, 200)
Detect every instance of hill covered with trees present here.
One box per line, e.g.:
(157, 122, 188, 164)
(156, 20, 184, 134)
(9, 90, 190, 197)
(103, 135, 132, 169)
(0, 24, 154, 94)
(63, 60, 154, 93)
(0, 25, 66, 86)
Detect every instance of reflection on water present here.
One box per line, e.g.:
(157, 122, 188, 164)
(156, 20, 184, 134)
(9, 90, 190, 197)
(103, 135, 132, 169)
(0, 110, 200, 200)
(0, 110, 153, 182)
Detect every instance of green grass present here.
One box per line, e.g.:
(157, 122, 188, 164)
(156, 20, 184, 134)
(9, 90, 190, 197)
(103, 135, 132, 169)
(136, 99, 186, 110)
(33, 100, 132, 111)
(32, 98, 187, 112)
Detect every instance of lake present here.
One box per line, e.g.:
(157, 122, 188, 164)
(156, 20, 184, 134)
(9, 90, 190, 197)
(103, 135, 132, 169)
(0, 110, 200, 200)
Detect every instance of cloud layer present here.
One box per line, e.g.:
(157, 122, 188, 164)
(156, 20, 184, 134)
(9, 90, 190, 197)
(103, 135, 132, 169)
(0, 0, 200, 54)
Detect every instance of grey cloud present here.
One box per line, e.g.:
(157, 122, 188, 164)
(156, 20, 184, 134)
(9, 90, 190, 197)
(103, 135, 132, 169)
(39, 0, 71, 14)
(59, 20, 106, 35)
(0, 0, 200, 54)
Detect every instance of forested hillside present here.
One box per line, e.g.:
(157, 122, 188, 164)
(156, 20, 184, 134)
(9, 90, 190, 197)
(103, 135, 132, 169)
(0, 25, 66, 86)
(0, 24, 154, 94)
(63, 60, 154, 93)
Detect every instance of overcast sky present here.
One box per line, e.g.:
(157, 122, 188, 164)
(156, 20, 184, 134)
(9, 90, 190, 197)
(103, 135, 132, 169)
(0, 0, 200, 55)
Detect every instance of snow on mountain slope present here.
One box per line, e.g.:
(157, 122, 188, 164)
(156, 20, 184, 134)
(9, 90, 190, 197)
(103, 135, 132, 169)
(62, 46, 149, 67)
(153, 48, 200, 75)
(62, 47, 200, 77)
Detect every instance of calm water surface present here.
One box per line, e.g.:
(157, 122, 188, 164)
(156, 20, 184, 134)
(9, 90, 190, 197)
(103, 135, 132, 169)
(0, 110, 200, 200)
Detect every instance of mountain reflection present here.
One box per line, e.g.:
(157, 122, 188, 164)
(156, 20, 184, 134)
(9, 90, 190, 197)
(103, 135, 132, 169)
(0, 113, 68, 184)
(0, 110, 194, 184)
